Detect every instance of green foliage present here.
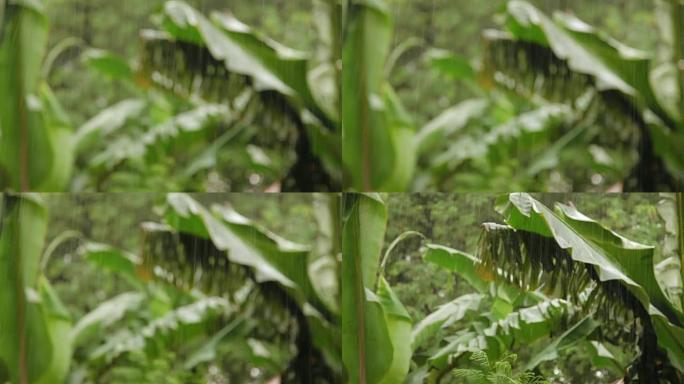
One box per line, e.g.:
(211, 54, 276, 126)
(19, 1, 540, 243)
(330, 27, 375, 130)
(452, 351, 548, 384)
(361, 193, 684, 383)
(343, 0, 684, 191)
(0, 0, 74, 191)
(2, 193, 341, 383)
(2, 0, 341, 192)
(0, 195, 73, 384)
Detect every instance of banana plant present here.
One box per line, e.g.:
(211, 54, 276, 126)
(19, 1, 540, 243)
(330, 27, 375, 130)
(75, 193, 343, 383)
(343, 0, 684, 192)
(3, 0, 343, 192)
(481, 1, 684, 191)
(0, 194, 72, 384)
(401, 238, 614, 382)
(340, 194, 588, 383)
(0, 0, 74, 191)
(129, 0, 342, 191)
(475, 193, 684, 382)
(342, 1, 415, 191)
(342, 193, 684, 383)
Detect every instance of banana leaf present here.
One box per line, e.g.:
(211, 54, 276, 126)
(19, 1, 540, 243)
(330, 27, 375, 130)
(0, 0, 73, 191)
(342, 0, 415, 191)
(429, 298, 576, 366)
(502, 0, 680, 131)
(142, 0, 335, 131)
(342, 193, 414, 383)
(492, 193, 684, 371)
(341, 193, 392, 383)
(0, 195, 72, 383)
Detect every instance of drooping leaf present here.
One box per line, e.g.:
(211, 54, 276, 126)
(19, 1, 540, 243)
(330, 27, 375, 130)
(503, 1, 679, 130)
(139, 1, 335, 133)
(524, 315, 598, 370)
(375, 277, 412, 384)
(71, 292, 145, 347)
(491, 193, 684, 371)
(411, 293, 485, 352)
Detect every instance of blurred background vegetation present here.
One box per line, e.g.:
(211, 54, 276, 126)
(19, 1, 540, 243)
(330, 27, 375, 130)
(4, 0, 676, 192)
(46, 0, 315, 126)
(388, 0, 658, 123)
(342, 0, 683, 192)
(45, 0, 657, 127)
(41, 193, 327, 383)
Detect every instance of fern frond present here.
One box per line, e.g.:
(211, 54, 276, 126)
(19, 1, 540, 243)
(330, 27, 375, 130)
(453, 368, 487, 382)
(470, 350, 491, 370)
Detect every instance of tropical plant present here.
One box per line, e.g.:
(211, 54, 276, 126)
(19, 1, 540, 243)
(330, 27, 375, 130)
(1, 0, 342, 192)
(0, 195, 72, 384)
(78, 0, 342, 192)
(0, 193, 342, 383)
(341, 193, 684, 383)
(0, 0, 74, 191)
(342, 0, 684, 192)
(452, 351, 548, 384)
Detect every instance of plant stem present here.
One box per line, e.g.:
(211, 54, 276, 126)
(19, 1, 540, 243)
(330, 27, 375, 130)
(677, 193, 684, 310)
(4, 197, 29, 384)
(15, 12, 30, 191)
(330, 0, 342, 113)
(671, 0, 684, 116)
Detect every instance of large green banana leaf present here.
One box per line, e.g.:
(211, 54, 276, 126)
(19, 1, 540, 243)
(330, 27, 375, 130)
(411, 293, 486, 352)
(341, 193, 412, 383)
(502, 0, 680, 131)
(148, 0, 335, 130)
(0, 1, 73, 191)
(138, 194, 341, 380)
(428, 298, 578, 367)
(342, 0, 415, 191)
(494, 193, 684, 371)
(0, 195, 72, 384)
(161, 194, 332, 311)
